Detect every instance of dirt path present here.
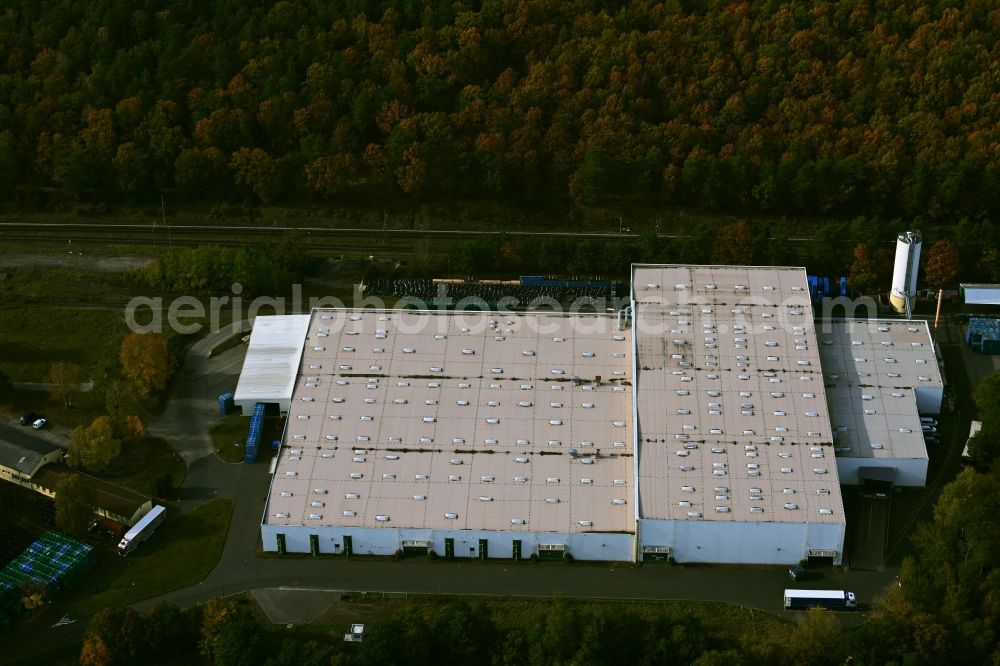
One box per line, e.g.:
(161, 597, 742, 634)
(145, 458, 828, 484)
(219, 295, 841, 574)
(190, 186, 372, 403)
(12, 381, 94, 393)
(0, 253, 154, 272)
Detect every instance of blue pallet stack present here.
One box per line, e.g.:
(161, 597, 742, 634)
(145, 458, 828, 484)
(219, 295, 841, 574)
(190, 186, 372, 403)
(218, 392, 235, 415)
(245, 402, 265, 463)
(967, 318, 1000, 354)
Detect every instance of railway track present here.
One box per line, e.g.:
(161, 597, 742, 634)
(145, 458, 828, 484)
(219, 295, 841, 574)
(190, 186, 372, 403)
(0, 222, 642, 243)
(0, 221, 859, 264)
(0, 224, 440, 256)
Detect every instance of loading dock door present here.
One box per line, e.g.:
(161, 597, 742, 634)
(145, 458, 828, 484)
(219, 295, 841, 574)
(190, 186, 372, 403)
(402, 539, 429, 557)
(444, 538, 455, 559)
(642, 545, 670, 563)
(538, 544, 565, 561)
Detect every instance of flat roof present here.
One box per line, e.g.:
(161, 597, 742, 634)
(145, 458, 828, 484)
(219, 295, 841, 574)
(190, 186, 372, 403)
(818, 320, 940, 461)
(631, 265, 845, 524)
(265, 309, 635, 534)
(234, 315, 311, 406)
(961, 284, 1000, 305)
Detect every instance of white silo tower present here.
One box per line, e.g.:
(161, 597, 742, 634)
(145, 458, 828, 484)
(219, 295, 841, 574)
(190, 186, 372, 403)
(889, 231, 922, 315)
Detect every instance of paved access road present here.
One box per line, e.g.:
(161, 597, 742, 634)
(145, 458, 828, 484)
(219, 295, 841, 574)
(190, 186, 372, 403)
(145, 321, 251, 465)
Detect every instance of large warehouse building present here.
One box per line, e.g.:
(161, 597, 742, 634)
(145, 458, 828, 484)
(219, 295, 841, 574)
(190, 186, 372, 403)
(238, 264, 943, 565)
(261, 310, 636, 561)
(631, 265, 846, 564)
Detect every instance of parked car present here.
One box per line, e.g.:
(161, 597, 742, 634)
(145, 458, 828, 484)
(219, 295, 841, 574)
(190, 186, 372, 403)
(18, 412, 38, 426)
(789, 565, 814, 582)
(922, 426, 938, 434)
(32, 418, 46, 430)
(920, 417, 938, 426)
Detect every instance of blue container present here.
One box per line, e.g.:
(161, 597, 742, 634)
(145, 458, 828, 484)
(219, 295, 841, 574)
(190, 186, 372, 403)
(245, 403, 266, 462)
(218, 392, 235, 415)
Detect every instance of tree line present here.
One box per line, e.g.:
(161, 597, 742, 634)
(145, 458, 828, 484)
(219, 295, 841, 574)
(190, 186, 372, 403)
(133, 233, 314, 295)
(408, 217, 970, 292)
(2, 0, 999, 221)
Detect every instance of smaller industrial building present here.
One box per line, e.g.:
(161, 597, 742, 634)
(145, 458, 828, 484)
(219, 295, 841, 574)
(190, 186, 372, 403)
(0, 434, 62, 488)
(234, 315, 311, 414)
(960, 284, 1000, 306)
(0, 434, 152, 527)
(819, 320, 942, 487)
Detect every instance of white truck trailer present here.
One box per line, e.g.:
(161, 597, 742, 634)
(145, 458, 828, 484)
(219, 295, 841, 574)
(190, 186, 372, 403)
(784, 589, 857, 611)
(118, 505, 167, 556)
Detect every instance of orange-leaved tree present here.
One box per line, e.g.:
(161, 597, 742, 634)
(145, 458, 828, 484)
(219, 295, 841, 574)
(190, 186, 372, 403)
(120, 332, 171, 396)
(923, 240, 961, 289)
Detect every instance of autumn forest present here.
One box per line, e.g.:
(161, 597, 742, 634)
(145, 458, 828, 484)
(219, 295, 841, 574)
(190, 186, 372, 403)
(1, 0, 999, 221)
